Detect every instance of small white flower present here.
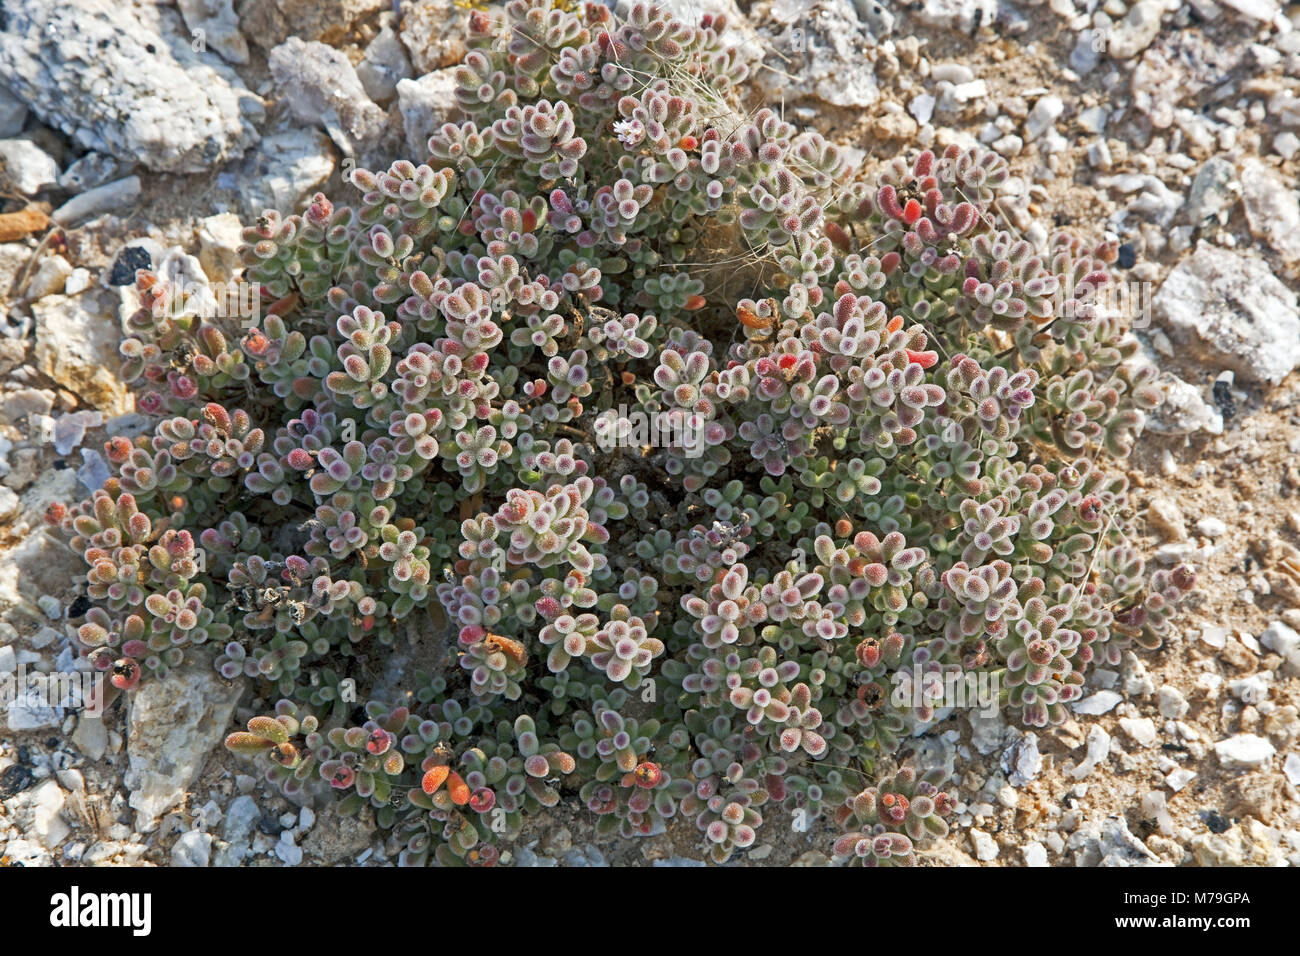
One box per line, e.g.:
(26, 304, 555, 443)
(613, 118, 644, 148)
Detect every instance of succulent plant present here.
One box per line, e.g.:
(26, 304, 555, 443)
(832, 767, 956, 866)
(46, 0, 1194, 866)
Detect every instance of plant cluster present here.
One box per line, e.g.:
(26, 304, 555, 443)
(47, 0, 1193, 865)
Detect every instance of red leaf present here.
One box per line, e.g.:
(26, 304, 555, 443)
(906, 349, 938, 369)
(422, 766, 449, 795)
(447, 771, 471, 805)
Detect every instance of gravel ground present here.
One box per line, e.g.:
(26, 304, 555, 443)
(0, 0, 1297, 867)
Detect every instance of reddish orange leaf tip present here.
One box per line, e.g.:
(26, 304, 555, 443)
(267, 292, 299, 317)
(484, 633, 527, 667)
(825, 221, 851, 252)
(422, 765, 450, 795)
(906, 348, 938, 369)
(632, 761, 662, 788)
(447, 771, 471, 806)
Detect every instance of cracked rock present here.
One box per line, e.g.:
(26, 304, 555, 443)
(0, 0, 261, 173)
(358, 19, 414, 105)
(240, 0, 387, 52)
(33, 290, 128, 413)
(172, 829, 213, 866)
(396, 70, 459, 159)
(1146, 374, 1223, 435)
(124, 654, 244, 832)
(0, 138, 60, 195)
(1240, 159, 1300, 263)
(268, 38, 387, 157)
(1069, 814, 1162, 866)
(399, 0, 470, 74)
(230, 129, 335, 221)
(178, 0, 249, 65)
(1001, 733, 1042, 786)
(756, 0, 880, 108)
(1154, 244, 1300, 387)
(1213, 733, 1277, 771)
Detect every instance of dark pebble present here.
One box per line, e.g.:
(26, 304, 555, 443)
(108, 246, 152, 286)
(0, 764, 34, 799)
(1204, 810, 1231, 834)
(256, 813, 284, 836)
(1212, 379, 1235, 420)
(1117, 244, 1136, 269)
